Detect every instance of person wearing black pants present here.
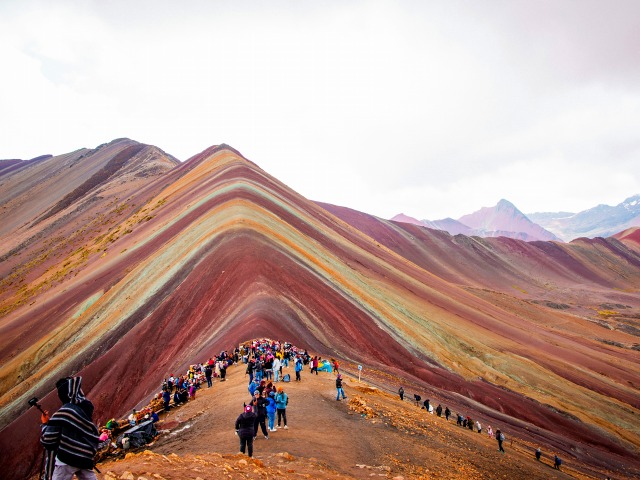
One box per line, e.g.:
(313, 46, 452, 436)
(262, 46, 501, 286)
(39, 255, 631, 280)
(235, 405, 257, 457)
(252, 392, 269, 439)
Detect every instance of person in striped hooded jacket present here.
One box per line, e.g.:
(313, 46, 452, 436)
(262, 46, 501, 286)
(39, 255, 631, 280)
(40, 376, 100, 480)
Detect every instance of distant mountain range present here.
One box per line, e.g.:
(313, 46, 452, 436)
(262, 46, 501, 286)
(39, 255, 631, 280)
(392, 195, 640, 242)
(528, 195, 640, 240)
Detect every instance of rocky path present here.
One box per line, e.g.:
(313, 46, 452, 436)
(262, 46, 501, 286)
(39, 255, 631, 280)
(96, 362, 626, 479)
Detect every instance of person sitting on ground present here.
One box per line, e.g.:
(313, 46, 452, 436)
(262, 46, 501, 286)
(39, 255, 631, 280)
(40, 376, 100, 480)
(235, 405, 257, 458)
(128, 409, 137, 426)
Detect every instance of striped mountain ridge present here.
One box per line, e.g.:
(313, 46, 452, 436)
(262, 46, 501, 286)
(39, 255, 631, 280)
(0, 142, 639, 478)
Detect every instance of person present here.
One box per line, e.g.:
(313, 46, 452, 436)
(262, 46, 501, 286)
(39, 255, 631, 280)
(219, 361, 227, 382)
(273, 356, 282, 382)
(235, 405, 257, 457)
(475, 420, 482, 433)
(204, 364, 213, 388)
(311, 356, 319, 375)
(40, 376, 100, 480)
(535, 447, 542, 461)
(332, 358, 340, 375)
(162, 389, 171, 412)
(496, 429, 505, 453)
(295, 356, 303, 381)
(414, 394, 421, 407)
(128, 409, 137, 426)
(487, 425, 494, 438)
(246, 359, 255, 383)
(252, 392, 269, 439)
(398, 386, 404, 401)
(444, 406, 451, 421)
(248, 378, 259, 396)
(554, 454, 562, 470)
(336, 374, 347, 401)
(266, 391, 277, 432)
(275, 386, 288, 429)
(436, 404, 443, 417)
(423, 399, 430, 411)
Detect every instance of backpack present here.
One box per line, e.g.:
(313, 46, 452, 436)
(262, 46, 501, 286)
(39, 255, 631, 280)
(283, 374, 290, 382)
(499, 433, 505, 441)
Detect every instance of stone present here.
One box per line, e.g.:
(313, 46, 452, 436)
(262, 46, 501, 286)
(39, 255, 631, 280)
(120, 473, 134, 480)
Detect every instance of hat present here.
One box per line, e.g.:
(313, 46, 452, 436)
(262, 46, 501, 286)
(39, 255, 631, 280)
(245, 405, 253, 413)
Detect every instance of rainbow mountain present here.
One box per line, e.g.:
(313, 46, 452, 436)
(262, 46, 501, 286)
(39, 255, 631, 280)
(1, 139, 639, 478)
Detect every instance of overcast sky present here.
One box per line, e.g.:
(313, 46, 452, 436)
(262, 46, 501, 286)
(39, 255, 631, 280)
(1, 0, 639, 220)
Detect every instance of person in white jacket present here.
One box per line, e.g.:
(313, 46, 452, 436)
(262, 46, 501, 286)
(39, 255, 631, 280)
(273, 357, 282, 382)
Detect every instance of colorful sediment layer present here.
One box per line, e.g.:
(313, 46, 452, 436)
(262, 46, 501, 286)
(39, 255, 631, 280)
(0, 142, 639, 478)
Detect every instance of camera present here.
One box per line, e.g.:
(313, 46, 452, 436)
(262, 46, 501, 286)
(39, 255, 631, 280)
(28, 397, 39, 407)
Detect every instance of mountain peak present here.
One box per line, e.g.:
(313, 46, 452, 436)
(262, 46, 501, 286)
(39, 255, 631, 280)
(457, 199, 559, 242)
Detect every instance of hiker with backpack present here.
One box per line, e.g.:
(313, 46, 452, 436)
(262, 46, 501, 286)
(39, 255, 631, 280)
(496, 429, 506, 453)
(275, 386, 289, 429)
(554, 454, 562, 470)
(40, 376, 100, 480)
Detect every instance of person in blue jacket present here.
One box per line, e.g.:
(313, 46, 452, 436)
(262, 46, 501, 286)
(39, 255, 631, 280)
(275, 386, 288, 429)
(266, 391, 277, 432)
(294, 356, 303, 382)
(248, 378, 259, 396)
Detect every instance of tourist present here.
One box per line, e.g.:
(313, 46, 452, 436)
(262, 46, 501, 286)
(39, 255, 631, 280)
(535, 447, 542, 461)
(266, 391, 277, 432)
(496, 429, 506, 453)
(295, 356, 303, 381)
(336, 374, 347, 401)
(444, 406, 451, 420)
(40, 376, 100, 480)
(398, 386, 404, 401)
(275, 386, 289, 429)
(235, 405, 257, 458)
(554, 454, 562, 470)
(252, 392, 269, 440)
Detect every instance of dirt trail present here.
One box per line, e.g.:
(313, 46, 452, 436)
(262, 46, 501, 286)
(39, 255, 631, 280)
(96, 362, 627, 479)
